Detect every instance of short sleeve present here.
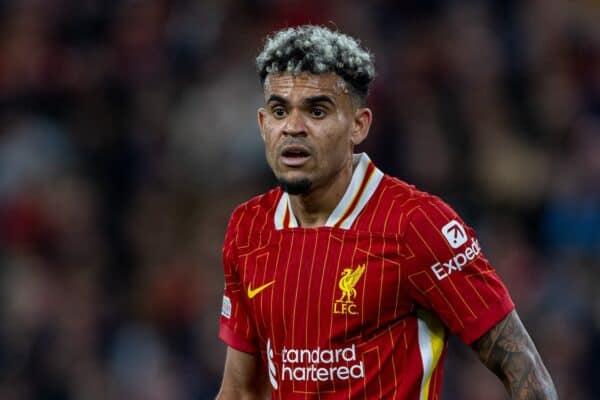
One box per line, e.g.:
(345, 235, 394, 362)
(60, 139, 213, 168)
(403, 196, 514, 344)
(218, 209, 259, 353)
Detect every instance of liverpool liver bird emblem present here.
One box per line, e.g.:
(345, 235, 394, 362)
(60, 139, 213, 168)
(337, 264, 366, 303)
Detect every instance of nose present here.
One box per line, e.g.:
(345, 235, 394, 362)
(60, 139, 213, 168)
(282, 109, 307, 136)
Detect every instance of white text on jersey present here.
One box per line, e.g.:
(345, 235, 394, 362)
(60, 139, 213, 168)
(431, 238, 482, 280)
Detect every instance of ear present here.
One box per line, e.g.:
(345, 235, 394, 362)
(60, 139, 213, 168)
(350, 107, 372, 146)
(257, 107, 267, 142)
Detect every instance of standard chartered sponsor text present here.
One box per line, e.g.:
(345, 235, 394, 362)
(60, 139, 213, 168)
(280, 345, 365, 382)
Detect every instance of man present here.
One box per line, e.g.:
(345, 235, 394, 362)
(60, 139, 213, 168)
(216, 25, 557, 399)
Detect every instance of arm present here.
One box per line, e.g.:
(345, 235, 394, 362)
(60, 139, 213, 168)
(472, 310, 558, 399)
(216, 346, 270, 400)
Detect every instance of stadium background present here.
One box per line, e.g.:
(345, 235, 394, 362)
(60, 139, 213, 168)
(0, 0, 598, 398)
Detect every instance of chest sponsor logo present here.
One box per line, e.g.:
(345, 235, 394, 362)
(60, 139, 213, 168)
(441, 219, 468, 248)
(431, 238, 482, 280)
(266, 338, 364, 390)
(333, 264, 365, 315)
(247, 280, 275, 299)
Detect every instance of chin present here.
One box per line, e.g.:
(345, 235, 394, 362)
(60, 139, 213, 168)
(277, 177, 312, 195)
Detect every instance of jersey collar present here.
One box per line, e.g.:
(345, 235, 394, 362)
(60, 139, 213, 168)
(274, 153, 384, 230)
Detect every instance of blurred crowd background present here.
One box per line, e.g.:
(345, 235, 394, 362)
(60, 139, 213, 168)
(0, 0, 598, 399)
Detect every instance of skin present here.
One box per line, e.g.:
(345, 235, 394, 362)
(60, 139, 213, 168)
(217, 71, 558, 399)
(473, 310, 558, 399)
(216, 347, 270, 399)
(257, 72, 372, 228)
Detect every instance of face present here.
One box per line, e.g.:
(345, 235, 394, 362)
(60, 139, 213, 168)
(258, 72, 371, 195)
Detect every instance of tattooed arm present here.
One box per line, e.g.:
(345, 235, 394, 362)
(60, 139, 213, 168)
(472, 310, 558, 399)
(216, 347, 270, 400)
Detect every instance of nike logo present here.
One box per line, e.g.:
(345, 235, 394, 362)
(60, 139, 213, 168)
(247, 280, 275, 299)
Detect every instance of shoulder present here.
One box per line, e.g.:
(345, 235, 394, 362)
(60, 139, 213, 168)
(392, 179, 481, 267)
(226, 187, 282, 236)
(372, 175, 459, 235)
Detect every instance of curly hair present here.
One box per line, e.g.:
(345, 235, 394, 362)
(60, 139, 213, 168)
(256, 25, 375, 105)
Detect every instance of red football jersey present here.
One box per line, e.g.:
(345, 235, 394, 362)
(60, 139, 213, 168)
(219, 153, 514, 399)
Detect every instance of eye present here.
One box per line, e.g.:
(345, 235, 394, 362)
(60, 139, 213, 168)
(310, 107, 326, 118)
(272, 106, 287, 118)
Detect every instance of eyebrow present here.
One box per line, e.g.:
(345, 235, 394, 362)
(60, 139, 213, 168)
(267, 95, 288, 104)
(266, 94, 336, 106)
(304, 95, 335, 106)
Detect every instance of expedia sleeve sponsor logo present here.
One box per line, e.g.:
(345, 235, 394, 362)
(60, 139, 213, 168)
(441, 220, 468, 248)
(266, 340, 364, 389)
(431, 238, 482, 281)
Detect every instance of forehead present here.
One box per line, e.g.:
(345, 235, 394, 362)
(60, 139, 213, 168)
(263, 72, 348, 99)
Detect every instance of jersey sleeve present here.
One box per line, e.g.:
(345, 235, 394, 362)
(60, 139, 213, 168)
(403, 196, 514, 344)
(218, 208, 259, 353)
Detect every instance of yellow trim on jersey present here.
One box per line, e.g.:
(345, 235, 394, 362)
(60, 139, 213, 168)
(417, 310, 446, 400)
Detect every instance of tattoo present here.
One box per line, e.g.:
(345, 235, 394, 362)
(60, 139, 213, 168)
(473, 310, 558, 400)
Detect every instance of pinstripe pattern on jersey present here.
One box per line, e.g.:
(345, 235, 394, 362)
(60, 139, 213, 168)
(220, 158, 515, 398)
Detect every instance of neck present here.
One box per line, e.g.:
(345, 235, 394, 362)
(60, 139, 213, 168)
(288, 156, 355, 228)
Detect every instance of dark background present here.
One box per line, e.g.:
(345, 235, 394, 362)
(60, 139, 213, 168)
(0, 0, 598, 398)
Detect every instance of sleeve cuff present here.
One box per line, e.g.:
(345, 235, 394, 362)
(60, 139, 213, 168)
(218, 323, 259, 354)
(458, 295, 515, 345)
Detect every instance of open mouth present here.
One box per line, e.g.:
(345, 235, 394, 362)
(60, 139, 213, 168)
(280, 146, 311, 166)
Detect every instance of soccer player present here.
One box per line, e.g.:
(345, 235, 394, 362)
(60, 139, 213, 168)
(216, 25, 557, 399)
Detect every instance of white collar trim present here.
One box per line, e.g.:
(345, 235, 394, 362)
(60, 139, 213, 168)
(273, 153, 383, 230)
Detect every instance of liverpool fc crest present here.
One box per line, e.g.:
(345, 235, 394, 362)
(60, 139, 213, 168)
(333, 264, 366, 315)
